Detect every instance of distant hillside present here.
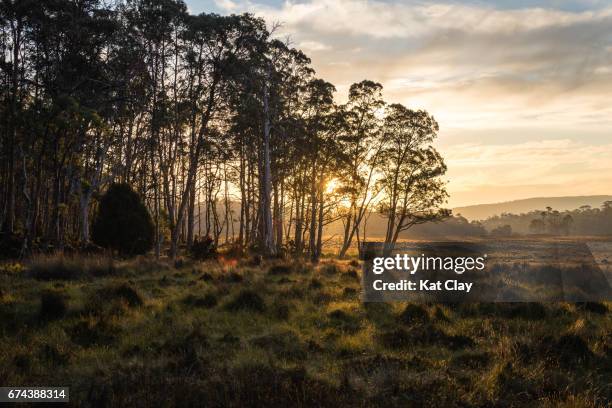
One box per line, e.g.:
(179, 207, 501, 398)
(454, 195, 612, 221)
(195, 195, 612, 240)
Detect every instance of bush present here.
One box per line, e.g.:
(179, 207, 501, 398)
(189, 236, 217, 260)
(92, 183, 154, 256)
(0, 233, 23, 259)
(39, 290, 68, 320)
(319, 263, 339, 275)
(268, 263, 293, 276)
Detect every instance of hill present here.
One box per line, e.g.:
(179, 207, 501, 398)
(453, 195, 612, 221)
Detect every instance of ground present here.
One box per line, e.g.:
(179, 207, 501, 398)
(0, 245, 610, 407)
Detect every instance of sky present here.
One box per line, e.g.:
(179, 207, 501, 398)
(186, 0, 612, 207)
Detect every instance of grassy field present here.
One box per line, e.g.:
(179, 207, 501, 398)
(0, 251, 610, 407)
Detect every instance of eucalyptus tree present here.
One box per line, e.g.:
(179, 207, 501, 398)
(376, 103, 449, 253)
(167, 13, 268, 259)
(10, 0, 117, 250)
(301, 78, 344, 261)
(124, 0, 187, 257)
(337, 80, 385, 257)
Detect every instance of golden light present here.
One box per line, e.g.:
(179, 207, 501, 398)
(325, 178, 339, 194)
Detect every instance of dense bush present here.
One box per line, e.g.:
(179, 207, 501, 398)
(92, 183, 154, 256)
(189, 236, 217, 260)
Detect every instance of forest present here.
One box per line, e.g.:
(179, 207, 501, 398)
(0, 0, 449, 261)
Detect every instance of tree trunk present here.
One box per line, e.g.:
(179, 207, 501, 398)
(261, 77, 275, 256)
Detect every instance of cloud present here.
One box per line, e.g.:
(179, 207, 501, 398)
(210, 0, 612, 204)
(217, 0, 612, 129)
(214, 0, 239, 11)
(298, 40, 331, 52)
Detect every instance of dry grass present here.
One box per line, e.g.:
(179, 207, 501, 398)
(0, 253, 610, 407)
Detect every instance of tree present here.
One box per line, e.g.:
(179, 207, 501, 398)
(491, 224, 512, 237)
(376, 104, 448, 253)
(92, 183, 154, 256)
(337, 80, 385, 257)
(529, 218, 546, 234)
(0, 1, 454, 260)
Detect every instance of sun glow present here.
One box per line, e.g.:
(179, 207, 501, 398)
(325, 178, 340, 194)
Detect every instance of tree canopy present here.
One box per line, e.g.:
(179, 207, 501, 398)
(0, 0, 448, 260)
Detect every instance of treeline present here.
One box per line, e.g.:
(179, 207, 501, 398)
(480, 203, 612, 236)
(0, 0, 448, 260)
(352, 202, 612, 238)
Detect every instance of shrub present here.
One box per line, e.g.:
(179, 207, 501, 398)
(224, 271, 244, 283)
(92, 183, 154, 256)
(190, 236, 217, 260)
(0, 233, 23, 259)
(39, 290, 68, 320)
(319, 263, 339, 275)
(490, 224, 512, 237)
(268, 264, 293, 276)
(243, 254, 262, 267)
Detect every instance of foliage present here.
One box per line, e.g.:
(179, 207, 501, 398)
(491, 224, 513, 237)
(484, 202, 612, 236)
(189, 236, 217, 260)
(92, 183, 154, 256)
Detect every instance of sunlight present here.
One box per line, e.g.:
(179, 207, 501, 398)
(325, 178, 339, 194)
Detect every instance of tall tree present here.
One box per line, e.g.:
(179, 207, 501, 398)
(376, 103, 449, 254)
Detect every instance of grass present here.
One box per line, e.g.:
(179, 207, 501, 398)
(0, 255, 610, 407)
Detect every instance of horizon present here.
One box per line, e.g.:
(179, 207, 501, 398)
(187, 0, 612, 207)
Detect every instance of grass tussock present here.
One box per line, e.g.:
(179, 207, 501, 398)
(39, 290, 68, 320)
(0, 255, 610, 407)
(225, 289, 266, 312)
(29, 255, 117, 280)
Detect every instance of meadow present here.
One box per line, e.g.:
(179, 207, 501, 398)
(0, 247, 610, 407)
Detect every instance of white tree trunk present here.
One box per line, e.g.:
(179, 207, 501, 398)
(262, 77, 275, 255)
